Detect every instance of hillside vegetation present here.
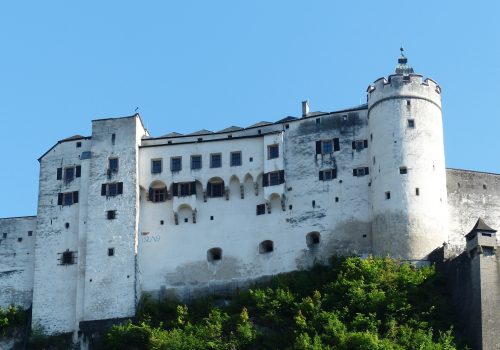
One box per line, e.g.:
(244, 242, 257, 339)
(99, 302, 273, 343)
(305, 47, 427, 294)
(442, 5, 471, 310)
(105, 256, 466, 350)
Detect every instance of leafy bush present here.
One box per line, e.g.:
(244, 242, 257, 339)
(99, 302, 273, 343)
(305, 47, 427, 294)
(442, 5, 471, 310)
(0, 305, 26, 335)
(103, 256, 467, 349)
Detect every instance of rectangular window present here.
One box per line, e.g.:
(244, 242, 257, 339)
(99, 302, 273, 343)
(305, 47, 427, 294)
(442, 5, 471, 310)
(171, 157, 182, 172)
(353, 167, 370, 177)
(268, 144, 279, 159)
(109, 158, 119, 173)
(107, 210, 116, 220)
(151, 159, 162, 174)
(101, 182, 123, 197)
(57, 191, 79, 206)
(191, 155, 202, 170)
(256, 204, 266, 215)
(263, 170, 285, 187)
(230, 151, 242, 166)
(319, 169, 337, 181)
(400, 167, 408, 174)
(316, 138, 340, 155)
(28, 231, 33, 236)
(385, 191, 391, 199)
(352, 140, 368, 150)
(408, 119, 415, 128)
(60, 250, 75, 265)
(76, 142, 82, 148)
(415, 188, 420, 196)
(210, 153, 222, 168)
(172, 182, 196, 197)
(207, 182, 224, 197)
(108, 248, 115, 256)
(64, 167, 74, 182)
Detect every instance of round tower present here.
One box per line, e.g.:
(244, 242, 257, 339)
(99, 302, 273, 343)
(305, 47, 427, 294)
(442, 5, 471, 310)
(367, 50, 448, 260)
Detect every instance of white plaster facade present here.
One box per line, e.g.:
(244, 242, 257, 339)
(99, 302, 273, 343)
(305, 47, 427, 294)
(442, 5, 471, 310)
(0, 55, 499, 335)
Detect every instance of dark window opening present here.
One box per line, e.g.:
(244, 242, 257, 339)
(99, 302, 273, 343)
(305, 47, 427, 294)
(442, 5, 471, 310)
(167, 140, 172, 144)
(184, 218, 188, 223)
(306, 232, 320, 247)
(149, 187, 167, 202)
(107, 210, 117, 220)
(109, 158, 119, 173)
(65, 222, 70, 229)
(230, 151, 242, 166)
(289, 205, 293, 210)
(64, 167, 75, 183)
(101, 183, 123, 197)
(151, 159, 162, 174)
(406, 99, 411, 106)
(385, 191, 391, 199)
(400, 167, 408, 174)
(312, 200, 316, 208)
(111, 133, 116, 145)
(416, 188, 420, 196)
(160, 220, 164, 225)
(191, 155, 202, 170)
(263, 170, 285, 187)
(258, 129, 262, 135)
(61, 250, 75, 265)
(335, 197, 339, 202)
(108, 248, 114, 256)
(482, 233, 492, 237)
(58, 191, 79, 206)
(76, 142, 82, 148)
(18, 237, 22, 242)
(407, 119, 415, 128)
(316, 118, 321, 124)
(28, 231, 33, 236)
(285, 124, 289, 129)
(207, 182, 224, 198)
(483, 184, 487, 190)
(249, 157, 253, 162)
(210, 154, 222, 168)
(210, 216, 214, 221)
(316, 138, 340, 155)
(259, 240, 274, 254)
(2, 233, 6, 239)
(197, 137, 203, 142)
(268, 144, 279, 159)
(353, 167, 369, 177)
(172, 182, 196, 197)
(207, 248, 222, 262)
(319, 169, 337, 181)
(171, 157, 182, 172)
(256, 204, 266, 215)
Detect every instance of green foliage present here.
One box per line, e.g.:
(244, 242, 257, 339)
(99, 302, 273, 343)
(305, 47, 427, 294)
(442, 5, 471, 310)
(0, 305, 26, 336)
(103, 256, 467, 349)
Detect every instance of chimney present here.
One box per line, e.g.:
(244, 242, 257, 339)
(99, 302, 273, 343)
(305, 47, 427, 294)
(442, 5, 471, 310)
(302, 100, 309, 117)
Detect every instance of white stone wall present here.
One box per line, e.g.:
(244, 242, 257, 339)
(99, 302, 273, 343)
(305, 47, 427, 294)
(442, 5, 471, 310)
(0, 216, 36, 309)
(368, 75, 448, 259)
(32, 137, 91, 334)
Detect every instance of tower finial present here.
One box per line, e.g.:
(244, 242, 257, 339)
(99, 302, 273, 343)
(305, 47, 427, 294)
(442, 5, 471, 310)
(395, 46, 414, 74)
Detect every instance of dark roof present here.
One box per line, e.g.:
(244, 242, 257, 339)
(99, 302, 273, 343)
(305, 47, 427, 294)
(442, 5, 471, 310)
(465, 218, 497, 238)
(188, 129, 214, 135)
(276, 116, 298, 123)
(59, 135, 86, 142)
(248, 121, 272, 128)
(218, 126, 243, 133)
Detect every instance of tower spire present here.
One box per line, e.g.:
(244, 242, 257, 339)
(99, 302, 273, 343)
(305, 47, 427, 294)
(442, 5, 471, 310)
(395, 47, 414, 74)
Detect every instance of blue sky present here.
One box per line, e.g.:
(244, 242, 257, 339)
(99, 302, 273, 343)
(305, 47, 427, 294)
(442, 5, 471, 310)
(0, 1, 499, 217)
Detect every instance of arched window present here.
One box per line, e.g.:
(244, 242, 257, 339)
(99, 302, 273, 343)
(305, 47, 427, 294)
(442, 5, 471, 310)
(207, 178, 225, 198)
(259, 240, 274, 254)
(148, 181, 167, 203)
(306, 232, 321, 247)
(207, 248, 222, 262)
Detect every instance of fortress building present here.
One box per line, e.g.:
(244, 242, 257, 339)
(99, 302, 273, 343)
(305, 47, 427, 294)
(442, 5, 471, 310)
(1, 53, 499, 337)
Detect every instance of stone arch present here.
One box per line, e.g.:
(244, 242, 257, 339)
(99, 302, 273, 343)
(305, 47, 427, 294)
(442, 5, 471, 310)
(243, 173, 254, 197)
(268, 193, 282, 213)
(259, 240, 274, 254)
(306, 231, 321, 247)
(177, 204, 194, 224)
(148, 180, 168, 202)
(207, 247, 222, 262)
(229, 175, 241, 200)
(207, 177, 225, 198)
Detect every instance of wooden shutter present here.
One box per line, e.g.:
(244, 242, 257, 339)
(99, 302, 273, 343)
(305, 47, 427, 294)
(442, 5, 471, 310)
(315, 141, 322, 155)
(191, 182, 197, 195)
(352, 141, 356, 149)
(57, 193, 63, 205)
(364, 140, 368, 148)
(148, 188, 153, 201)
(73, 191, 79, 204)
(333, 169, 337, 179)
(262, 173, 269, 187)
(101, 184, 107, 196)
(57, 168, 62, 180)
(333, 138, 340, 151)
(319, 171, 324, 180)
(364, 167, 369, 175)
(117, 182, 123, 194)
(279, 170, 285, 184)
(173, 183, 179, 197)
(353, 169, 358, 176)
(75, 166, 81, 178)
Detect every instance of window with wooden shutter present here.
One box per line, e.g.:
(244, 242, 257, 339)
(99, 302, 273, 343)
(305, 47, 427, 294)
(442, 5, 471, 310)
(315, 141, 321, 155)
(117, 182, 123, 195)
(58, 193, 63, 205)
(319, 171, 324, 180)
(173, 183, 179, 197)
(76, 166, 81, 178)
(101, 184, 107, 196)
(333, 138, 340, 151)
(148, 188, 154, 201)
(57, 168, 62, 180)
(73, 191, 78, 204)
